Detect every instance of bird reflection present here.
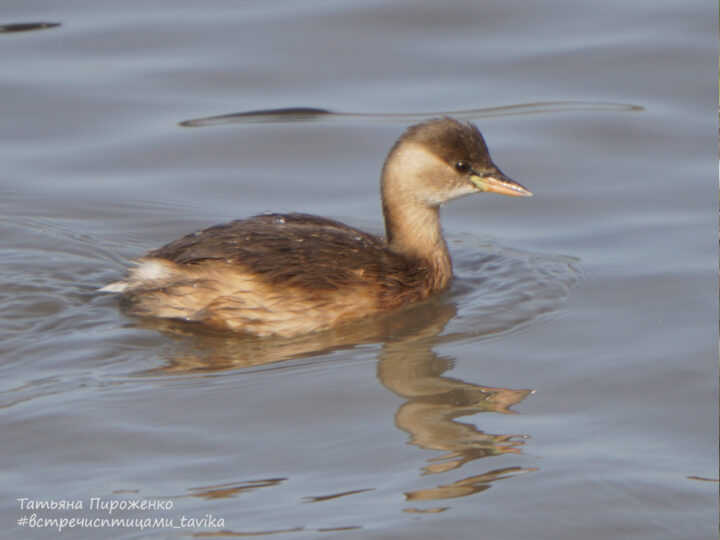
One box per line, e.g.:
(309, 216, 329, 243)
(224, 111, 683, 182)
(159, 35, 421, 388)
(173, 478, 287, 500)
(137, 292, 536, 502)
(404, 467, 535, 502)
(374, 302, 536, 500)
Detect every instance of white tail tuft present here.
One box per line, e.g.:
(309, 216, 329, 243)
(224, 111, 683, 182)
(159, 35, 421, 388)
(133, 259, 171, 281)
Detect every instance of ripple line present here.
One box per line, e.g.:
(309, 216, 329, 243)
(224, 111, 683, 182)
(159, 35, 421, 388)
(0, 22, 61, 34)
(179, 101, 643, 127)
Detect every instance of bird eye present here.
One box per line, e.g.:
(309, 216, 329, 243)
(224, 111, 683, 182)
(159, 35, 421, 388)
(454, 160, 472, 174)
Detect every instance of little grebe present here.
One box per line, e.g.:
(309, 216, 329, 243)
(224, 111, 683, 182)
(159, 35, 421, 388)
(101, 117, 531, 336)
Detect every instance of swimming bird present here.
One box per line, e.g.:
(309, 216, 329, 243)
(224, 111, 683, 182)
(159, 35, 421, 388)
(101, 117, 531, 336)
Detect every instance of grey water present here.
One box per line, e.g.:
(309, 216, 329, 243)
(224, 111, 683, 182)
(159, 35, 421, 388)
(1, 1, 717, 538)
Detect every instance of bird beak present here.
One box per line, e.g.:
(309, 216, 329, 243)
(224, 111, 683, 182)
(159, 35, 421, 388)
(470, 170, 532, 197)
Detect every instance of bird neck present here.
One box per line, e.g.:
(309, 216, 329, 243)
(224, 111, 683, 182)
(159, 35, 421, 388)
(381, 174, 452, 291)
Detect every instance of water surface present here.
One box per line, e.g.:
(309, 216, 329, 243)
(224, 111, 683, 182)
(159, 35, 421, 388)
(1, 1, 717, 538)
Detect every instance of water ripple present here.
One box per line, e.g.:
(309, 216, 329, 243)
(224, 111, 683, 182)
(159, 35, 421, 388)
(444, 237, 582, 339)
(0, 22, 61, 34)
(179, 102, 643, 127)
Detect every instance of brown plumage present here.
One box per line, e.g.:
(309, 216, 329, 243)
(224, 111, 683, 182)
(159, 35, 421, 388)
(101, 117, 531, 337)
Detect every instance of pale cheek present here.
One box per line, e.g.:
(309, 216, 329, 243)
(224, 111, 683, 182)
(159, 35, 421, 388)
(417, 185, 472, 206)
(430, 183, 478, 206)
